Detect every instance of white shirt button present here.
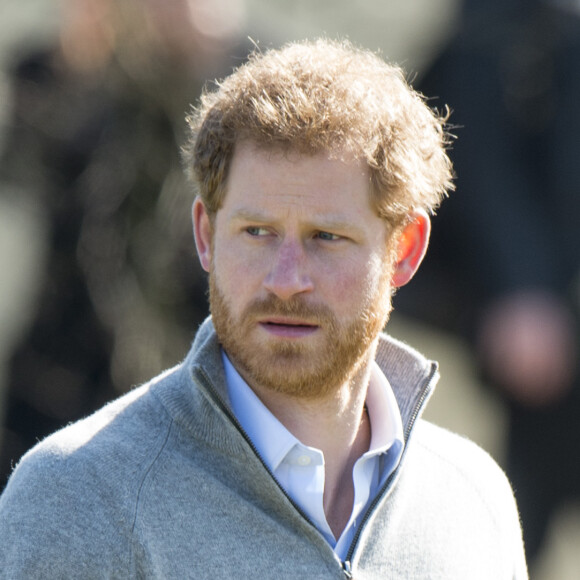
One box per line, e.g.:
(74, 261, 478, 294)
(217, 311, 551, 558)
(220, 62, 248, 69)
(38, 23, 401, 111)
(296, 455, 312, 466)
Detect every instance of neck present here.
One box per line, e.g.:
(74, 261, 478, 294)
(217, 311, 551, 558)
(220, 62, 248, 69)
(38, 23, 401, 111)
(251, 355, 372, 448)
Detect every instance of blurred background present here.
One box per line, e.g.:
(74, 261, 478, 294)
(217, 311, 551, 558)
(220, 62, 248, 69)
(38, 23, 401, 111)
(0, 1, 579, 578)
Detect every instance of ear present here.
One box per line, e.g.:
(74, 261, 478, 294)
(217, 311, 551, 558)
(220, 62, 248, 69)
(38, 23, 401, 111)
(391, 209, 431, 288)
(192, 197, 213, 272)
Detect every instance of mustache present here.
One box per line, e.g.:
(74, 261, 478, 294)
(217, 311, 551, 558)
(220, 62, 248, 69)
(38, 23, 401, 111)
(243, 295, 335, 325)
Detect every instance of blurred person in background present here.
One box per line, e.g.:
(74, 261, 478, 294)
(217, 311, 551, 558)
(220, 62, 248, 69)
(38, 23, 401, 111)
(396, 0, 580, 569)
(0, 0, 246, 489)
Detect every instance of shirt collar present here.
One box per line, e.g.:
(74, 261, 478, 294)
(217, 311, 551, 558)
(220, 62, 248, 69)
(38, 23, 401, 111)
(367, 361, 404, 454)
(222, 350, 404, 471)
(222, 351, 298, 470)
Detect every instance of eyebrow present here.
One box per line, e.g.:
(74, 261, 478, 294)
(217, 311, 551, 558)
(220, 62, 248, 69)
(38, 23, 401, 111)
(228, 207, 367, 235)
(229, 208, 272, 223)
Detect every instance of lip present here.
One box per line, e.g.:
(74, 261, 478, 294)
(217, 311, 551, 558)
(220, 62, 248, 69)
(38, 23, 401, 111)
(258, 318, 319, 338)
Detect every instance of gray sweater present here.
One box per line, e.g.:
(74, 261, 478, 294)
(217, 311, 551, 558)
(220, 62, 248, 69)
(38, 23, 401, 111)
(0, 318, 527, 579)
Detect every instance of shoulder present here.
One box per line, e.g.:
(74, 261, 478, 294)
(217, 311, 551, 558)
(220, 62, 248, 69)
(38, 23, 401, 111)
(391, 421, 527, 575)
(404, 420, 525, 546)
(410, 420, 515, 502)
(0, 366, 180, 577)
(362, 420, 527, 577)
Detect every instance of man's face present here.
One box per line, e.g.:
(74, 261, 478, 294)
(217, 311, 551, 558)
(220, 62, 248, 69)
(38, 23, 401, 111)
(196, 143, 397, 400)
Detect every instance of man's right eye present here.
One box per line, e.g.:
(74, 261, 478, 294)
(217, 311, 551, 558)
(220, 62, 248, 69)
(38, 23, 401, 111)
(246, 226, 269, 236)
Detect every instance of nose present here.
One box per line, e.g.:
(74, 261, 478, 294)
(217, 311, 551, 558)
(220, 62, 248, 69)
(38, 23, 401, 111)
(263, 239, 314, 300)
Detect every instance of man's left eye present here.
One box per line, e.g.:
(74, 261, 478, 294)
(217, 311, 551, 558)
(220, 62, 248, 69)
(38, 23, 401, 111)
(317, 231, 340, 241)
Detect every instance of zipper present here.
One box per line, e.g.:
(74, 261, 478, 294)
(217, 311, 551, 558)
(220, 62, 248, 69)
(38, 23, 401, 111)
(342, 361, 439, 566)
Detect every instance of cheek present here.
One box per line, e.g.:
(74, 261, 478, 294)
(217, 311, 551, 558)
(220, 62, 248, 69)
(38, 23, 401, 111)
(355, 254, 392, 306)
(212, 246, 266, 306)
(319, 254, 386, 309)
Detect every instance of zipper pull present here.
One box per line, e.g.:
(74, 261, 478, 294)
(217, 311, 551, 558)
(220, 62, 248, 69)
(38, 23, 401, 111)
(342, 560, 353, 579)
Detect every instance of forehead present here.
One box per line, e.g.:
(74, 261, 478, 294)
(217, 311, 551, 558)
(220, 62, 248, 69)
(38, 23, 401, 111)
(222, 142, 375, 219)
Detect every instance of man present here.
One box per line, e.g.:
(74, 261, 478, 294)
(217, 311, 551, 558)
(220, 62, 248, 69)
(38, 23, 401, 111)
(0, 39, 527, 578)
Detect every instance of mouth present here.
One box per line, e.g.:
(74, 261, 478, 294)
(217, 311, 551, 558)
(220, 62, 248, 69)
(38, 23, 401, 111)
(258, 318, 320, 338)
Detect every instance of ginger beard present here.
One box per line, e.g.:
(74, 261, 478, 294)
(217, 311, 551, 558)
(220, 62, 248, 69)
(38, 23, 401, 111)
(209, 257, 395, 401)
